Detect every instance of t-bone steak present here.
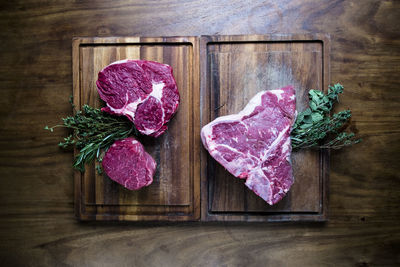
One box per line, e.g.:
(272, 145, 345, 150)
(96, 59, 180, 137)
(102, 137, 156, 190)
(201, 86, 297, 205)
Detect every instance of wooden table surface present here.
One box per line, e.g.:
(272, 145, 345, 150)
(1, 0, 399, 266)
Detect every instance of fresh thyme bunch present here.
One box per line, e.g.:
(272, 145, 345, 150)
(291, 83, 361, 150)
(45, 98, 137, 173)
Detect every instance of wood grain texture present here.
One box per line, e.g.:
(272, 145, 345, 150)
(73, 37, 200, 221)
(200, 34, 330, 221)
(0, 0, 399, 266)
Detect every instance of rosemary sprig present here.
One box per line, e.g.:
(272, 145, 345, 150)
(291, 83, 361, 150)
(45, 97, 137, 173)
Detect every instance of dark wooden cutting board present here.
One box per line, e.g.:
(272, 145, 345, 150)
(72, 34, 330, 222)
(200, 34, 330, 221)
(72, 37, 201, 221)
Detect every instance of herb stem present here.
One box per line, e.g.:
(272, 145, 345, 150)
(45, 104, 138, 173)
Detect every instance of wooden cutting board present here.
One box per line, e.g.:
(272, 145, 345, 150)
(200, 35, 330, 222)
(72, 34, 330, 222)
(72, 37, 201, 221)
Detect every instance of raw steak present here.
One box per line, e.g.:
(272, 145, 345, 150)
(96, 59, 180, 137)
(102, 137, 156, 190)
(201, 86, 296, 205)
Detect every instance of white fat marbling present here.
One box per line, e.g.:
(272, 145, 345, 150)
(107, 81, 165, 123)
(149, 82, 165, 101)
(271, 89, 284, 101)
(109, 59, 130, 66)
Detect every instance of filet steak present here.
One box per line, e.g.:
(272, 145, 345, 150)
(201, 86, 296, 205)
(102, 137, 156, 190)
(96, 59, 180, 137)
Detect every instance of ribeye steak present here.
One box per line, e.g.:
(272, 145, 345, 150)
(102, 137, 156, 190)
(96, 59, 180, 137)
(201, 86, 296, 205)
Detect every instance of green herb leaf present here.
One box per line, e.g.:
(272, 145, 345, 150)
(303, 108, 312, 116)
(309, 101, 317, 111)
(311, 113, 324, 123)
(291, 83, 361, 150)
(45, 99, 138, 173)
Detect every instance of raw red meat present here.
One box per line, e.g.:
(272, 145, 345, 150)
(201, 86, 296, 205)
(96, 59, 180, 137)
(102, 137, 156, 190)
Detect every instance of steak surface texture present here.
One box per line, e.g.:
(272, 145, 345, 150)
(102, 137, 156, 190)
(96, 59, 180, 137)
(201, 86, 296, 205)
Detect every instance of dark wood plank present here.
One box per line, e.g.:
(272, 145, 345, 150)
(73, 37, 200, 221)
(200, 34, 330, 221)
(0, 0, 399, 266)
